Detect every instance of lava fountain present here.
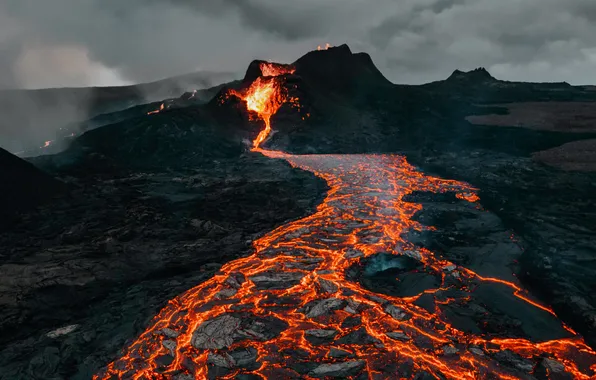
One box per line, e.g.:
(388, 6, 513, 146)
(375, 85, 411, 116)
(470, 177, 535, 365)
(229, 62, 295, 149)
(95, 59, 596, 379)
(148, 103, 166, 115)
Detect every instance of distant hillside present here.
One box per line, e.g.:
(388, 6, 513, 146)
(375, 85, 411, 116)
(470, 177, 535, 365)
(0, 71, 237, 154)
(0, 147, 64, 226)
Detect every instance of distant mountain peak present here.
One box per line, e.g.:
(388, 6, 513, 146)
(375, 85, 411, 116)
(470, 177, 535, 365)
(448, 67, 496, 82)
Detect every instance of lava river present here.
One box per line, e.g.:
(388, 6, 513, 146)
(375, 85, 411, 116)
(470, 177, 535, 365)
(96, 150, 596, 379)
(96, 62, 596, 379)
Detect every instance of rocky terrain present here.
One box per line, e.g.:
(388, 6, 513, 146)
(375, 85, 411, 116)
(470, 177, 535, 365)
(0, 151, 326, 379)
(1, 45, 596, 378)
(95, 153, 594, 379)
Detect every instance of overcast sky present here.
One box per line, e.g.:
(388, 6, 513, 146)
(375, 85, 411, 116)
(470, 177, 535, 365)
(2, 0, 596, 89)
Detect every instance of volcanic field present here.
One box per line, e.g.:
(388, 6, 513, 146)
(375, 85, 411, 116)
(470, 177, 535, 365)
(2, 45, 596, 379)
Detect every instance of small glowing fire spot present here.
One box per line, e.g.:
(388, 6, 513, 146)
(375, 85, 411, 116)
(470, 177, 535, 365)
(317, 43, 332, 51)
(456, 192, 480, 203)
(147, 103, 165, 115)
(43, 140, 52, 148)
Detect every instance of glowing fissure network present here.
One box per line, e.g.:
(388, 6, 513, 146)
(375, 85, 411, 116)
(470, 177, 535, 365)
(95, 62, 596, 379)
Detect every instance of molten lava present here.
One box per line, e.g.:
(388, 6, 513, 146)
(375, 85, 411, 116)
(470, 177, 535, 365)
(259, 62, 295, 77)
(95, 61, 596, 380)
(229, 62, 295, 149)
(43, 140, 52, 148)
(317, 43, 332, 51)
(148, 103, 165, 115)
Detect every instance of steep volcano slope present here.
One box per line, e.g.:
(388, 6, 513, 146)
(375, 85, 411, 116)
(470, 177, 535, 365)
(0, 148, 64, 226)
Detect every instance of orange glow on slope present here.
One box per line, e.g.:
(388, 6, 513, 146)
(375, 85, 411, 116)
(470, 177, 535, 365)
(95, 151, 596, 379)
(229, 62, 295, 149)
(259, 62, 295, 77)
(148, 103, 165, 115)
(317, 43, 332, 50)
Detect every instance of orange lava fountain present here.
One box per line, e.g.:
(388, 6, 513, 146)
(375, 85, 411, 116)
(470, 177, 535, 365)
(148, 103, 166, 115)
(95, 63, 596, 380)
(229, 62, 295, 149)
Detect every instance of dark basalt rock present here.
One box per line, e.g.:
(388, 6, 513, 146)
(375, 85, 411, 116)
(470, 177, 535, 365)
(0, 147, 65, 227)
(304, 329, 339, 345)
(0, 151, 326, 379)
(446, 67, 497, 83)
(308, 360, 366, 378)
(293, 44, 392, 92)
(192, 313, 289, 350)
(299, 297, 345, 318)
(328, 348, 354, 359)
(248, 271, 305, 290)
(335, 328, 380, 345)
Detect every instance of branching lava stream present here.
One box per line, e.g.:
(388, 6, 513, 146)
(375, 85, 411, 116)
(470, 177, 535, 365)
(96, 63, 596, 379)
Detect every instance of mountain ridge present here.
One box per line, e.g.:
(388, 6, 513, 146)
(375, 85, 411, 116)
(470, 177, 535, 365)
(0, 147, 65, 226)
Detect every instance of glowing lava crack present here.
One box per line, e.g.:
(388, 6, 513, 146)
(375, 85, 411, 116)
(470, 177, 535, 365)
(95, 63, 596, 379)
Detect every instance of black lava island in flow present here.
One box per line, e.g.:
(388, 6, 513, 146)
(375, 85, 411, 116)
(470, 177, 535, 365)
(2, 45, 596, 379)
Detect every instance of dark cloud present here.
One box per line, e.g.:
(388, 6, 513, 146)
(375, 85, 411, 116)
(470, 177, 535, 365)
(171, 0, 332, 40)
(1, 0, 596, 89)
(428, 0, 467, 14)
(365, 0, 596, 84)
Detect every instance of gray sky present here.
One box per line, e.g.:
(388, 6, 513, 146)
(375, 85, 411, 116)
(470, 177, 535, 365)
(2, 0, 596, 89)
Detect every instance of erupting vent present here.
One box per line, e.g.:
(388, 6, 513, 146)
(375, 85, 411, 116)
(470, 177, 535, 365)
(229, 62, 295, 149)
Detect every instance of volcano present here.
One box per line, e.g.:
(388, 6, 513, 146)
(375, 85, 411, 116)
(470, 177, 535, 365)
(2, 45, 596, 379)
